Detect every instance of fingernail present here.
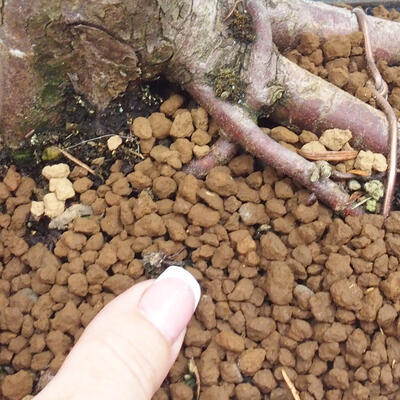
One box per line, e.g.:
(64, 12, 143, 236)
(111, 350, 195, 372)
(138, 266, 201, 343)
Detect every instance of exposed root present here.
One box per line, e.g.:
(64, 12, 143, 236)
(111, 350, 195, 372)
(368, 82, 398, 218)
(282, 368, 301, 400)
(244, 0, 280, 110)
(269, 0, 400, 65)
(183, 137, 239, 177)
(353, 7, 397, 217)
(184, 0, 397, 216)
(272, 56, 389, 154)
(186, 82, 362, 216)
(225, 2, 392, 158)
(353, 8, 388, 98)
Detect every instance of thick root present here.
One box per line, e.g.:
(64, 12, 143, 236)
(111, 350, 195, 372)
(268, 0, 400, 64)
(187, 82, 362, 216)
(182, 137, 239, 177)
(272, 56, 389, 154)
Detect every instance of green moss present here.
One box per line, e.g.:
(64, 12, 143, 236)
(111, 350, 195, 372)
(42, 145, 61, 161)
(11, 149, 34, 162)
(366, 198, 377, 213)
(38, 62, 68, 106)
(228, 10, 255, 43)
(210, 67, 246, 103)
(34, 47, 70, 108)
(25, 13, 73, 134)
(364, 180, 384, 201)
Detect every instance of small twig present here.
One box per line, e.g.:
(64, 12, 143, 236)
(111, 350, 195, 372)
(281, 368, 301, 400)
(66, 134, 144, 160)
(299, 150, 358, 161)
(223, 0, 243, 22)
(331, 170, 385, 181)
(351, 196, 372, 209)
(353, 8, 388, 98)
(354, 7, 397, 217)
(188, 358, 201, 400)
(347, 169, 370, 176)
(65, 134, 129, 150)
(58, 148, 96, 176)
(367, 82, 398, 218)
(24, 129, 35, 139)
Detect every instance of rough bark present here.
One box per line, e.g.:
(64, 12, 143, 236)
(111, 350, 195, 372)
(244, 0, 280, 110)
(0, 0, 42, 143)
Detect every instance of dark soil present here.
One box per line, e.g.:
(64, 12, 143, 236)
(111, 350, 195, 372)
(0, 79, 176, 186)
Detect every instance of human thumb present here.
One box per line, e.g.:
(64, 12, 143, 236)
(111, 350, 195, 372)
(35, 266, 201, 400)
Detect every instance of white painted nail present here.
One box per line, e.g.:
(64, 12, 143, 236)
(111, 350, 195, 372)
(156, 266, 201, 308)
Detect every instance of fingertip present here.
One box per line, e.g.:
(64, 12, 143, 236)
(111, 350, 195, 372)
(138, 267, 201, 343)
(155, 266, 201, 308)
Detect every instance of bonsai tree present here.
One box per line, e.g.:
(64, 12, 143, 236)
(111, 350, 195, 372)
(1, 0, 398, 214)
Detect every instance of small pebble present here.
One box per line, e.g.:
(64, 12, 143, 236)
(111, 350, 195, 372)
(348, 179, 361, 191)
(319, 128, 352, 151)
(43, 193, 65, 218)
(42, 164, 70, 180)
(373, 153, 388, 172)
(107, 135, 123, 151)
(354, 150, 374, 173)
(30, 201, 44, 217)
(49, 178, 75, 201)
(193, 145, 210, 158)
